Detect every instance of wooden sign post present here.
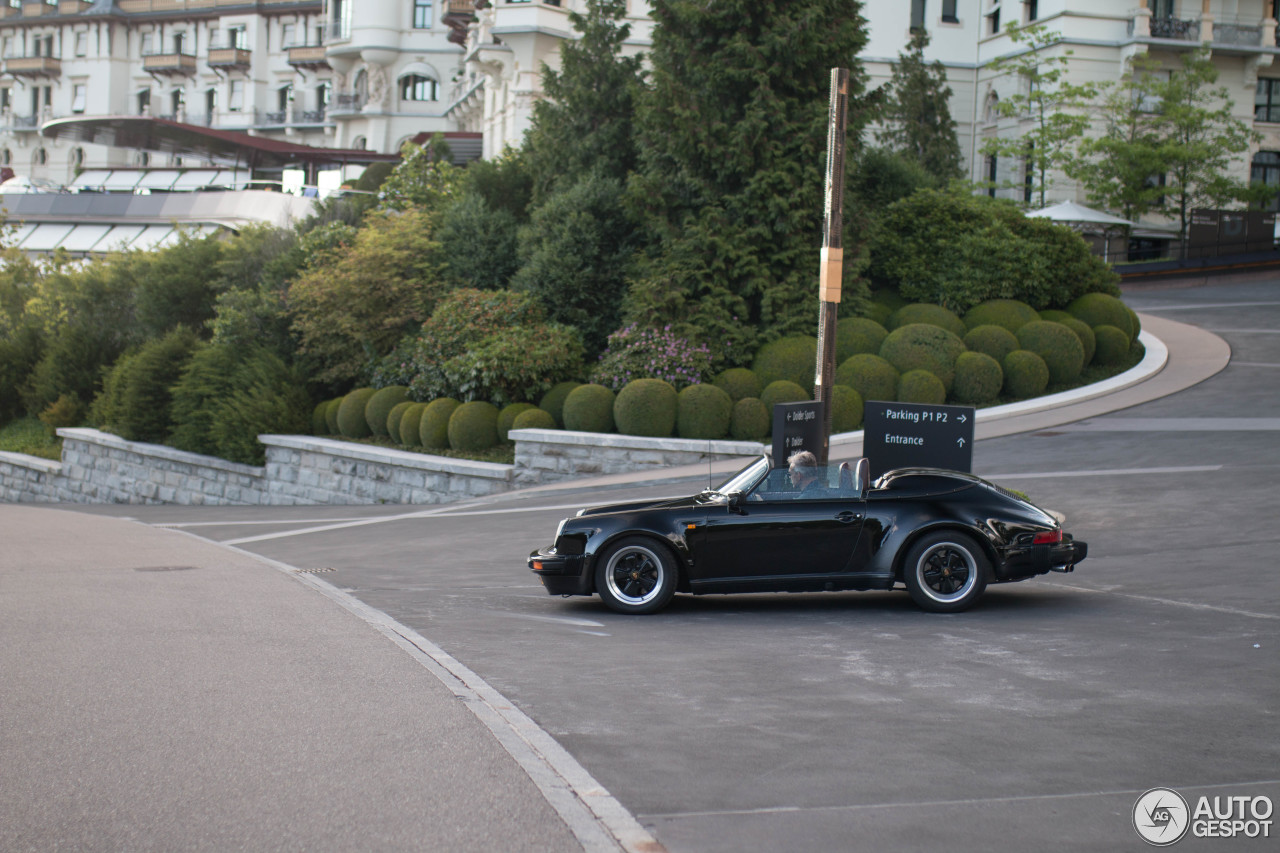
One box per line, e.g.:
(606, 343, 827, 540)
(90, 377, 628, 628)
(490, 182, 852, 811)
(814, 67, 849, 466)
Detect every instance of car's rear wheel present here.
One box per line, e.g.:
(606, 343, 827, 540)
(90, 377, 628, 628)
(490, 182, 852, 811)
(594, 537, 677, 615)
(903, 530, 989, 613)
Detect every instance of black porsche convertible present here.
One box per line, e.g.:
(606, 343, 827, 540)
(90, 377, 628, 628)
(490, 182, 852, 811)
(528, 454, 1087, 614)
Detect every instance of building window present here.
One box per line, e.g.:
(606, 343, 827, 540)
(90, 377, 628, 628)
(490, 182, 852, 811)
(228, 26, 247, 50)
(942, 0, 958, 23)
(413, 0, 433, 29)
(74, 31, 88, 56)
(173, 32, 186, 54)
(910, 0, 926, 33)
(171, 88, 184, 116)
(1023, 142, 1034, 204)
(1025, 0, 1038, 22)
(140, 32, 154, 56)
(987, 8, 1001, 35)
(986, 154, 998, 197)
(1252, 152, 1280, 211)
(72, 83, 86, 114)
(137, 88, 151, 115)
(1152, 0, 1174, 18)
(32, 34, 53, 57)
(278, 83, 294, 113)
(352, 135, 366, 150)
(400, 74, 438, 102)
(317, 81, 331, 109)
(205, 87, 217, 118)
(228, 79, 244, 112)
(282, 23, 296, 47)
(1257, 79, 1280, 123)
(1, 148, 9, 166)
(0, 87, 9, 111)
(71, 147, 84, 168)
(33, 147, 47, 166)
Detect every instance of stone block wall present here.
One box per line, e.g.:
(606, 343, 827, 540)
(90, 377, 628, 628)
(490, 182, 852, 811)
(509, 428, 766, 485)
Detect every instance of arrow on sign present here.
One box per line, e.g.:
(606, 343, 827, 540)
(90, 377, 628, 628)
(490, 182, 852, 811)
(957, 414, 967, 423)
(956, 438, 966, 448)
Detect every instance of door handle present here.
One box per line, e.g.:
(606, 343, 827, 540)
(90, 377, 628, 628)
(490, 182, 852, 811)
(835, 511, 862, 524)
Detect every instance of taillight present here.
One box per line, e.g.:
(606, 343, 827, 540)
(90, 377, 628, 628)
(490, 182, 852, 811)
(1032, 529, 1062, 545)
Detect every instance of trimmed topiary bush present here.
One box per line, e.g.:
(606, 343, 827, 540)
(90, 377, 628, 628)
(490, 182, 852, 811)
(386, 401, 413, 442)
(677, 383, 733, 440)
(324, 398, 342, 434)
(511, 407, 557, 431)
(836, 353, 899, 403)
(498, 402, 537, 443)
(1016, 321, 1085, 385)
(365, 386, 409, 437)
(951, 351, 1003, 405)
(448, 401, 500, 451)
(713, 367, 763, 402)
(962, 299, 1040, 332)
(1126, 306, 1141, 340)
(539, 381, 581, 428)
(1054, 315, 1096, 366)
(831, 384, 864, 433)
(563, 384, 616, 433)
(1067, 292, 1133, 340)
(730, 397, 769, 441)
(1092, 325, 1131, 366)
(897, 369, 946, 404)
(398, 402, 428, 446)
(337, 388, 377, 438)
(836, 318, 889, 363)
(879, 323, 965, 392)
(887, 303, 967, 338)
(419, 397, 461, 449)
(312, 400, 332, 435)
(863, 301, 894, 327)
(1003, 350, 1049, 398)
(963, 324, 1020, 363)
(614, 378, 678, 437)
(752, 335, 817, 391)
(759, 380, 808, 414)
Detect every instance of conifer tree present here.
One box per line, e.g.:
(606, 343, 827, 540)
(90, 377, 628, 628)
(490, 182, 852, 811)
(877, 30, 963, 181)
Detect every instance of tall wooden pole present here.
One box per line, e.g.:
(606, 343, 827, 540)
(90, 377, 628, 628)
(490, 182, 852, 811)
(814, 67, 849, 467)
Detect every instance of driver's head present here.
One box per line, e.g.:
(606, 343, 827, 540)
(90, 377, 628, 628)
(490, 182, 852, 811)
(788, 450, 819, 488)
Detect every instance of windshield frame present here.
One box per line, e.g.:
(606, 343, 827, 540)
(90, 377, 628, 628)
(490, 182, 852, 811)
(713, 455, 770, 496)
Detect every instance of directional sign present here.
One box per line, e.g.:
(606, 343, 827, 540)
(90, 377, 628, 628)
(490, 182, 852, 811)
(862, 401, 975, 479)
(771, 401, 825, 468)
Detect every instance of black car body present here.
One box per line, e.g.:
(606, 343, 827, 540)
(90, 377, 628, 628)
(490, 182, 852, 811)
(528, 455, 1087, 614)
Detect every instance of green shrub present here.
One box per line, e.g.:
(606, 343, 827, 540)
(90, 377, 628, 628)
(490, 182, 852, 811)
(39, 394, 83, 435)
(863, 301, 894, 327)
(870, 288, 908, 312)
(337, 388, 377, 438)
(419, 398, 461, 449)
(448, 401, 500, 451)
(830, 384, 864, 433)
(887, 303, 967, 338)
(563, 384, 616, 433)
(539, 381, 581, 428)
(441, 323, 585, 407)
(589, 324, 714, 391)
(1054, 315, 1096, 366)
(399, 402, 428, 446)
(386, 401, 414, 443)
(1092, 325, 1131, 366)
(676, 383, 733, 440)
(752, 335, 817, 392)
(1037, 309, 1071, 323)
(1002, 350, 1049, 398)
(897, 369, 946, 404)
(1127, 306, 1141, 340)
(962, 325, 1020, 363)
(511, 407, 557, 431)
(879, 323, 965, 392)
(759, 380, 808, 414)
(730, 397, 770, 441)
(312, 400, 331, 435)
(364, 386, 409, 437)
(1067, 292, 1133, 340)
(324, 398, 342, 434)
(90, 327, 199, 443)
(951, 351, 1003, 405)
(614, 378, 677, 437)
(835, 353, 899, 403)
(498, 402, 537, 443)
(1016, 321, 1085, 385)
(962, 299, 1039, 332)
(713, 367, 763, 402)
(835, 318, 889, 363)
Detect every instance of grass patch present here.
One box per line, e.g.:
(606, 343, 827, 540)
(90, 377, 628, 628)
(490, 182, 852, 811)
(0, 417, 63, 461)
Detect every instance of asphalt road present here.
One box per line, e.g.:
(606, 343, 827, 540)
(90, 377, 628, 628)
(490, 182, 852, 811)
(82, 278, 1280, 852)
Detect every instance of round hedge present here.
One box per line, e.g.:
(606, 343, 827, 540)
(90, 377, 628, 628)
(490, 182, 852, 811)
(677, 383, 733, 439)
(897, 369, 946, 405)
(563, 384, 616, 433)
(419, 397, 461, 449)
(759, 380, 808, 414)
(614, 378, 678, 437)
(879, 323, 966, 392)
(448, 401, 500, 451)
(539, 381, 582, 428)
(831, 384, 864, 433)
(337, 388, 377, 438)
(752, 335, 817, 391)
(323, 398, 342, 434)
(1067, 292, 1133, 340)
(1016, 320, 1085, 385)
(364, 386, 408, 437)
(730, 397, 769, 441)
(398, 402, 428, 446)
(863, 301, 894, 327)
(1003, 350, 1050, 399)
(498, 402, 537, 443)
(888, 303, 967, 338)
(386, 401, 414, 443)
(963, 324, 1020, 363)
(713, 367, 763, 402)
(1055, 315, 1096, 366)
(835, 318, 889, 363)
(951, 351, 1003, 405)
(1038, 309, 1072, 323)
(962, 299, 1040, 333)
(835, 353, 899, 403)
(1127, 306, 1142, 340)
(312, 400, 331, 435)
(1092, 324, 1131, 366)
(512, 407, 557, 431)
(871, 288, 908, 311)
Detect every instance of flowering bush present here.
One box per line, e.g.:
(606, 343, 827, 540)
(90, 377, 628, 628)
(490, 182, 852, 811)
(589, 324, 714, 392)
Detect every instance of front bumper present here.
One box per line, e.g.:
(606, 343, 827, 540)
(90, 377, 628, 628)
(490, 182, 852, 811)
(528, 548, 593, 596)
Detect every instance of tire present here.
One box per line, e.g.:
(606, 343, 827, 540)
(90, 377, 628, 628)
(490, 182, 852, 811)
(903, 530, 989, 613)
(594, 537, 678, 615)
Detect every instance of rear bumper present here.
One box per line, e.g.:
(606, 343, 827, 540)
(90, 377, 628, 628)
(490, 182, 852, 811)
(998, 536, 1088, 582)
(528, 548, 593, 596)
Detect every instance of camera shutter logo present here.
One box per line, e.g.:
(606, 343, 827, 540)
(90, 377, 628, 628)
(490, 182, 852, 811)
(1134, 788, 1191, 846)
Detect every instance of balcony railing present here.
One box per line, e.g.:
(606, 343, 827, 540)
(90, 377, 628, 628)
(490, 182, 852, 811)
(207, 46, 251, 69)
(1150, 17, 1200, 40)
(1214, 21, 1263, 46)
(3, 56, 61, 77)
(329, 93, 364, 113)
(252, 108, 332, 127)
(286, 44, 328, 69)
(142, 52, 197, 75)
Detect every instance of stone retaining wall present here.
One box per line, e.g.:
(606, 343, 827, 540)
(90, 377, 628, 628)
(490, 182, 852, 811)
(510, 428, 765, 486)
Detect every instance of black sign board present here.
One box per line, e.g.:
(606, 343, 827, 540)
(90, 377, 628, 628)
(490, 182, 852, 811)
(771, 401, 825, 467)
(863, 401, 975, 480)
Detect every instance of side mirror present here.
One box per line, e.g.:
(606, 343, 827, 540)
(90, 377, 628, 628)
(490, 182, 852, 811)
(725, 490, 745, 512)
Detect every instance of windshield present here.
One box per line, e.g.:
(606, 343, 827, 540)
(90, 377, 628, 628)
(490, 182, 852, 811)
(714, 456, 770, 495)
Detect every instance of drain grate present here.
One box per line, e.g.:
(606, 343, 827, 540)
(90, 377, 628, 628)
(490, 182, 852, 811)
(295, 567, 338, 574)
(134, 566, 198, 573)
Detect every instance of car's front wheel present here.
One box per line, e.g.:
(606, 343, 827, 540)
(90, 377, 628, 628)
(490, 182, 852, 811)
(594, 537, 678, 615)
(903, 531, 989, 613)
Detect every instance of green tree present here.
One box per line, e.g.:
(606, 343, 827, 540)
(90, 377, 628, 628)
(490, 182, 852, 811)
(378, 138, 463, 214)
(876, 29, 963, 180)
(437, 192, 520, 290)
(207, 224, 306, 358)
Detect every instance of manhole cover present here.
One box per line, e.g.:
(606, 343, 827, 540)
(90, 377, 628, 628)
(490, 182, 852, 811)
(134, 566, 198, 573)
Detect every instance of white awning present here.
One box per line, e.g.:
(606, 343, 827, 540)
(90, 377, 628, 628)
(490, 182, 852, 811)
(20, 224, 76, 251)
(56, 224, 116, 253)
(1026, 201, 1135, 228)
(94, 224, 147, 251)
(136, 170, 182, 190)
(129, 225, 175, 251)
(169, 169, 221, 191)
(100, 171, 144, 191)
